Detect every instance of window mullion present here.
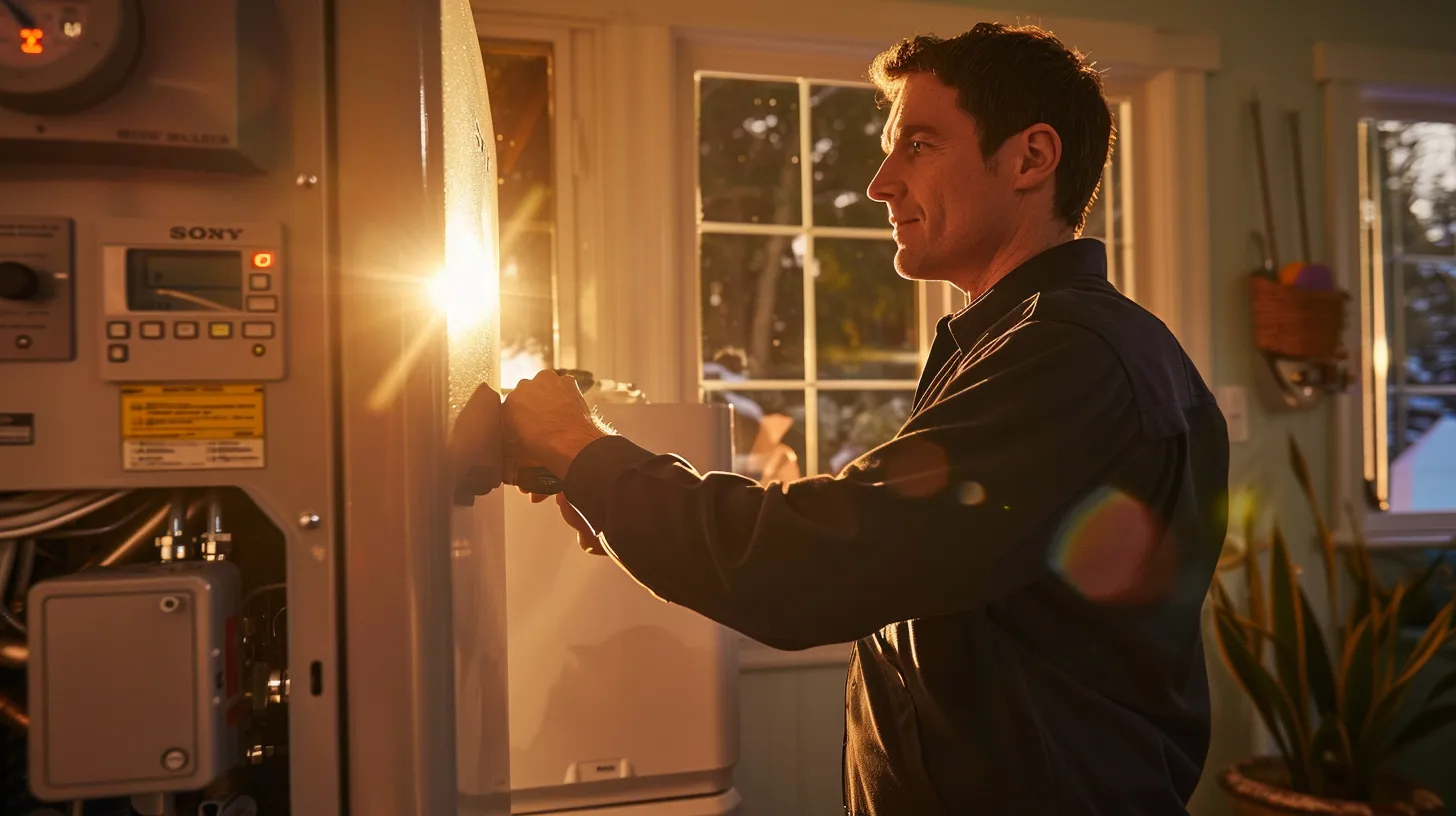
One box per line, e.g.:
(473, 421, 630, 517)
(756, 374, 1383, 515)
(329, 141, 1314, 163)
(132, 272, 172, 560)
(799, 78, 819, 475)
(1357, 118, 1389, 508)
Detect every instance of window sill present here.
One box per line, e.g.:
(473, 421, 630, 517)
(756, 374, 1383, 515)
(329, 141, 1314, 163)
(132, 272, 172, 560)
(737, 635, 853, 671)
(1333, 528, 1456, 550)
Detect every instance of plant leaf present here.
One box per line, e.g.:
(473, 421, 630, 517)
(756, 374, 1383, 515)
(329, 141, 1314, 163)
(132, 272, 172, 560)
(1212, 571, 1235, 609)
(1379, 584, 1408, 696)
(1429, 668, 1456, 704)
(1401, 552, 1449, 624)
(1243, 500, 1267, 646)
(1339, 615, 1376, 749)
(1386, 702, 1456, 758)
(1363, 679, 1416, 761)
(1288, 434, 1340, 632)
(1270, 526, 1311, 735)
(1394, 598, 1454, 692)
(1288, 433, 1331, 548)
(1342, 502, 1388, 618)
(1300, 586, 1338, 717)
(1214, 608, 1307, 786)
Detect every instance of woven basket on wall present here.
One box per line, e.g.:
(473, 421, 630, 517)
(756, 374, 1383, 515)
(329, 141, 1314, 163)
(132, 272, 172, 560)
(1250, 274, 1348, 360)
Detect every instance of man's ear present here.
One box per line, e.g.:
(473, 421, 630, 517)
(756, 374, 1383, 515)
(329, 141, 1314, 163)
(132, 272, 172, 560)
(1011, 123, 1061, 192)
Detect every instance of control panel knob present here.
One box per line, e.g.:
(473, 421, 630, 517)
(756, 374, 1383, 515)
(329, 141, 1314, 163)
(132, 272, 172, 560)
(0, 261, 42, 301)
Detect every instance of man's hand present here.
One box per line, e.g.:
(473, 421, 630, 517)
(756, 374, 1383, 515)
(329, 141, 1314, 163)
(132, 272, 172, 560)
(502, 370, 609, 480)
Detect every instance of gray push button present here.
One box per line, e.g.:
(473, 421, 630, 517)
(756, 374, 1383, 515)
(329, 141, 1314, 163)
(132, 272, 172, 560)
(107, 344, 129, 362)
(107, 322, 131, 339)
(140, 322, 164, 340)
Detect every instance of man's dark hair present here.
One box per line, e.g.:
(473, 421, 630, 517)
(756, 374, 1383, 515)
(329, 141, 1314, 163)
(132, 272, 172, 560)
(869, 23, 1115, 231)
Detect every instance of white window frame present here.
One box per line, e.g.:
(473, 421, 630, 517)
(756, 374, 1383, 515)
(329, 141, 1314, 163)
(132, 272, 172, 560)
(1318, 42, 1456, 545)
(682, 47, 952, 477)
(473, 0, 1219, 668)
(471, 16, 594, 374)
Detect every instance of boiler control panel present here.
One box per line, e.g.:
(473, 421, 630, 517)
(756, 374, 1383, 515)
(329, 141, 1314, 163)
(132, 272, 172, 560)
(98, 219, 285, 382)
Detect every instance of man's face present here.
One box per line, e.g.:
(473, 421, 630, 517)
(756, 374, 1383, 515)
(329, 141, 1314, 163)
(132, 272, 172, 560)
(867, 73, 1016, 288)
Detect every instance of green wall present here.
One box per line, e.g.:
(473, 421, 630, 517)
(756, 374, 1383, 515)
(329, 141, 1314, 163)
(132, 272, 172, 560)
(733, 1, 1456, 814)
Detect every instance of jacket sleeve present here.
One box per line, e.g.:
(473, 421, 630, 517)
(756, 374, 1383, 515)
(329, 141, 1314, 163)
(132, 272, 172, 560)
(561, 320, 1139, 650)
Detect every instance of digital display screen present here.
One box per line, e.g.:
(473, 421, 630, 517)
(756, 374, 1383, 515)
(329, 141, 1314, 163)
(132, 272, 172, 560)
(126, 250, 243, 312)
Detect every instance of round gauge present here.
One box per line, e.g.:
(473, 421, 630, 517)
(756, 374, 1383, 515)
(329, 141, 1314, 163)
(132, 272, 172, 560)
(0, 0, 142, 115)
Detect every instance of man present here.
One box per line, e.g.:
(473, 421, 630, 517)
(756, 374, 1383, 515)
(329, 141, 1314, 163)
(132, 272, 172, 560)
(495, 23, 1228, 815)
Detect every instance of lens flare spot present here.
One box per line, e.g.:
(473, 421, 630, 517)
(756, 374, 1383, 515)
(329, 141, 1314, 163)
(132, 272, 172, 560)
(1050, 488, 1174, 606)
(958, 481, 986, 506)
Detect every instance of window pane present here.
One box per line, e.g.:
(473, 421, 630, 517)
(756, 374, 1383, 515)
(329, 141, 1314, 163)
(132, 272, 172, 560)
(1389, 394, 1456, 512)
(500, 229, 555, 389)
(1377, 121, 1456, 257)
(706, 389, 807, 483)
(814, 238, 917, 380)
(698, 77, 802, 225)
(810, 84, 889, 229)
(482, 41, 556, 384)
(818, 389, 914, 476)
(1402, 261, 1456, 386)
(701, 233, 806, 380)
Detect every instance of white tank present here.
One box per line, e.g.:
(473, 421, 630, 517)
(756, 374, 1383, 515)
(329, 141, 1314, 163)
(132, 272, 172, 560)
(504, 400, 740, 816)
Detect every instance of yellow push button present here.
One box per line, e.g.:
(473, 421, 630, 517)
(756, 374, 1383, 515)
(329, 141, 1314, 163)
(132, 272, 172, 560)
(209, 322, 233, 339)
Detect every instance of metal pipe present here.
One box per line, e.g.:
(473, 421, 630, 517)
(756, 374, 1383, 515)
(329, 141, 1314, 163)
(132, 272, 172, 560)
(168, 492, 187, 538)
(202, 490, 232, 561)
(84, 502, 171, 570)
(159, 492, 189, 562)
(0, 690, 28, 731)
(0, 491, 76, 514)
(10, 538, 34, 613)
(43, 499, 156, 539)
(0, 539, 15, 600)
(0, 491, 110, 529)
(0, 492, 129, 539)
(0, 605, 25, 636)
(208, 492, 223, 535)
(0, 635, 27, 667)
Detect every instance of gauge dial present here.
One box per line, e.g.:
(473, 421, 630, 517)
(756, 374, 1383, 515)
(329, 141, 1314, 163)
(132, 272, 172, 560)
(0, 0, 141, 114)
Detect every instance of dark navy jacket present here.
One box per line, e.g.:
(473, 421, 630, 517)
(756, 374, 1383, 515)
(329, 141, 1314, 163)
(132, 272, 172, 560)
(562, 239, 1230, 814)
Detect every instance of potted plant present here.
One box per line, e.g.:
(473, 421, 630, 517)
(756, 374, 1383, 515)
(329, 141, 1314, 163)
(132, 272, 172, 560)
(1211, 436, 1456, 815)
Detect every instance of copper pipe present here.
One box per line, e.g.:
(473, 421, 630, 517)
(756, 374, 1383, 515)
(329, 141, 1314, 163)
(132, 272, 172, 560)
(0, 635, 25, 667)
(84, 502, 170, 570)
(0, 691, 28, 731)
(85, 498, 206, 570)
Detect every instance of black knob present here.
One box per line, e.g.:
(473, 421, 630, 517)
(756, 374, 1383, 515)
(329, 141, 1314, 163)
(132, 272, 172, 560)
(0, 261, 41, 301)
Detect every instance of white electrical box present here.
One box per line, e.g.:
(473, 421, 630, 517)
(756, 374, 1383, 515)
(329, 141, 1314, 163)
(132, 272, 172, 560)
(27, 561, 244, 801)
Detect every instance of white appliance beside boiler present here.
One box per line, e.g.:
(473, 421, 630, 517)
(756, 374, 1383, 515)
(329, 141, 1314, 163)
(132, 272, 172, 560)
(504, 397, 742, 816)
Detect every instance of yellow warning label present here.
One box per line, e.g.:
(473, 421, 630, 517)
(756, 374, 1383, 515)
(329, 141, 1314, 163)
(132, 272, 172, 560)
(121, 384, 265, 440)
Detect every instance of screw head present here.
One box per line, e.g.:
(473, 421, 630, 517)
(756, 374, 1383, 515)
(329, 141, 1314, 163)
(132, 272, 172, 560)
(159, 596, 182, 613)
(161, 747, 189, 771)
(298, 512, 321, 530)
